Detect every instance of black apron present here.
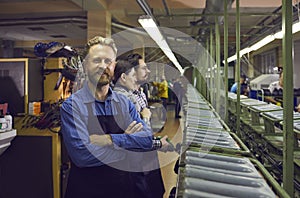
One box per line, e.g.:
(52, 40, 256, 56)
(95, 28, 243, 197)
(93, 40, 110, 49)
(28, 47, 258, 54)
(131, 152, 165, 198)
(64, 102, 132, 198)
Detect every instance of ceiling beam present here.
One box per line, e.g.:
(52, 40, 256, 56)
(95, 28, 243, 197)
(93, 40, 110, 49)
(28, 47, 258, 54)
(70, 0, 107, 10)
(0, 1, 82, 14)
(156, 12, 281, 18)
(165, 24, 276, 29)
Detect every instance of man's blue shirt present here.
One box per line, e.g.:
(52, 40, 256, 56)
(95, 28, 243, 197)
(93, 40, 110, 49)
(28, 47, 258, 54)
(60, 83, 153, 167)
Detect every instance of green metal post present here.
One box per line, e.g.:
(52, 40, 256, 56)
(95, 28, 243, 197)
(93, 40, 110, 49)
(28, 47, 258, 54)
(215, 16, 221, 114)
(192, 67, 196, 90)
(206, 38, 210, 101)
(282, 0, 294, 196)
(199, 49, 204, 96)
(224, 0, 229, 123)
(210, 26, 214, 105)
(236, 0, 241, 136)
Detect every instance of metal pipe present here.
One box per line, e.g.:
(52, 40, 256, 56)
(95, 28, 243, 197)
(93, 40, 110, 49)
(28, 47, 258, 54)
(157, 12, 281, 18)
(215, 16, 221, 114)
(224, 0, 229, 123)
(282, 0, 294, 196)
(161, 0, 170, 16)
(136, 0, 153, 17)
(236, 0, 241, 137)
(210, 26, 214, 105)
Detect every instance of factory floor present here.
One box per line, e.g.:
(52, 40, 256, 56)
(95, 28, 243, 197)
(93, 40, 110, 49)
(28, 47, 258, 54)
(153, 104, 183, 198)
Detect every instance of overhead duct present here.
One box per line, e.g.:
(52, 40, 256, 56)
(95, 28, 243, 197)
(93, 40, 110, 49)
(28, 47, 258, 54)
(136, 0, 153, 17)
(190, 0, 234, 41)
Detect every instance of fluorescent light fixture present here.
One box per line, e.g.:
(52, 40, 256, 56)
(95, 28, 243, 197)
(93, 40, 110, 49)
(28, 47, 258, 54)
(250, 35, 275, 51)
(293, 21, 300, 34)
(274, 31, 283, 39)
(138, 15, 184, 74)
(227, 54, 237, 63)
(225, 21, 300, 63)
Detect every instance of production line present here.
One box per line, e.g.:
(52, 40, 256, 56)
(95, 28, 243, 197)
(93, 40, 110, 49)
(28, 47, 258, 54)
(174, 85, 288, 198)
(227, 92, 300, 196)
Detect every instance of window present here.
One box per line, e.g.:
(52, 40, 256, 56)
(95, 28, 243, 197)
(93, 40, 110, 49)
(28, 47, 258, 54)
(254, 49, 277, 75)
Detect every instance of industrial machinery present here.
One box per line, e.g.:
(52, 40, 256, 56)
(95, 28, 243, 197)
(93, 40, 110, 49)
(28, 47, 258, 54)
(249, 74, 279, 99)
(174, 85, 289, 198)
(226, 91, 300, 197)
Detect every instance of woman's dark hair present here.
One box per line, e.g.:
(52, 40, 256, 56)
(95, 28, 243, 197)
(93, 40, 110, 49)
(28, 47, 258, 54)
(127, 53, 142, 67)
(113, 59, 135, 84)
(241, 74, 247, 79)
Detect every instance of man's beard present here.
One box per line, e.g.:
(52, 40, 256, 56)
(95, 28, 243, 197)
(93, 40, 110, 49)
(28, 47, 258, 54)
(97, 70, 113, 89)
(96, 77, 109, 89)
(96, 69, 113, 89)
(137, 75, 149, 85)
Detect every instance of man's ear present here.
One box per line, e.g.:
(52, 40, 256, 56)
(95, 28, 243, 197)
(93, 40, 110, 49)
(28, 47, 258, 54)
(121, 73, 126, 81)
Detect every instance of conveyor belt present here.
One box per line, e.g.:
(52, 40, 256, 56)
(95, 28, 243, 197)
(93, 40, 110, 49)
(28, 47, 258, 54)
(186, 109, 216, 117)
(178, 151, 276, 198)
(186, 119, 224, 129)
(176, 86, 287, 198)
(240, 99, 267, 106)
(262, 110, 300, 121)
(249, 104, 282, 112)
(185, 103, 211, 110)
(185, 127, 240, 150)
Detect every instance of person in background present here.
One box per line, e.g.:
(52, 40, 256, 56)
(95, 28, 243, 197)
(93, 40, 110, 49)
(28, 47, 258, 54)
(127, 53, 152, 121)
(168, 78, 175, 103)
(127, 53, 166, 198)
(266, 71, 283, 105)
(152, 75, 169, 121)
(141, 81, 150, 101)
(113, 59, 141, 112)
(230, 74, 249, 96)
(60, 36, 153, 198)
(268, 70, 283, 94)
(295, 104, 300, 112)
(173, 76, 185, 118)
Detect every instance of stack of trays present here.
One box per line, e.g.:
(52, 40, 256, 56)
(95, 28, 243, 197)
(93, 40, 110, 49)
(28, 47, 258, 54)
(184, 127, 240, 150)
(177, 150, 276, 198)
(186, 116, 224, 130)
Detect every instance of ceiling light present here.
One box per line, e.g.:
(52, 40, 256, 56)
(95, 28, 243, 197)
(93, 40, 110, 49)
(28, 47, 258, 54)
(138, 15, 184, 74)
(226, 21, 300, 63)
(249, 35, 275, 51)
(292, 21, 300, 34)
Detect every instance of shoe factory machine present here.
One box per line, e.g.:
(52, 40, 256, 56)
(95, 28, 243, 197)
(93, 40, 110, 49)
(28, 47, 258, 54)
(226, 90, 300, 197)
(173, 85, 289, 198)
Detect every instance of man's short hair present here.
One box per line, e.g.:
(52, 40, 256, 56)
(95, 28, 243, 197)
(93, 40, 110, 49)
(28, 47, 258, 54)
(127, 53, 143, 67)
(113, 59, 135, 84)
(83, 36, 117, 58)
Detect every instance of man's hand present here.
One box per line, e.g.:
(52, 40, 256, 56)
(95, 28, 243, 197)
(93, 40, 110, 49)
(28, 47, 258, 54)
(90, 134, 112, 146)
(159, 135, 176, 152)
(141, 108, 152, 119)
(296, 104, 300, 112)
(125, 121, 143, 134)
(160, 135, 169, 147)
